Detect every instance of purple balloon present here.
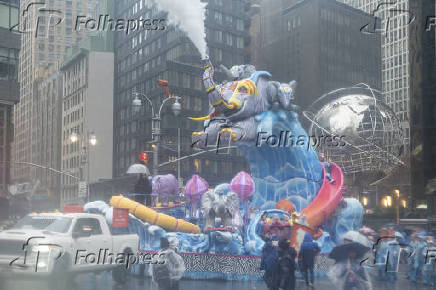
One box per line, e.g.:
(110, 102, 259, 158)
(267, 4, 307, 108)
(152, 174, 179, 196)
(184, 175, 209, 202)
(230, 171, 255, 201)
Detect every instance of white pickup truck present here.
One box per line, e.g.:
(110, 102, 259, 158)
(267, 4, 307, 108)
(0, 212, 139, 286)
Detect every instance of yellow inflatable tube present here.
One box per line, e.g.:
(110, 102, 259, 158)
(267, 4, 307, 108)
(110, 195, 201, 234)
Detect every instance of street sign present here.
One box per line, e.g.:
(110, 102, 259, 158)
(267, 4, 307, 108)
(63, 205, 84, 213)
(78, 181, 88, 199)
(112, 208, 129, 228)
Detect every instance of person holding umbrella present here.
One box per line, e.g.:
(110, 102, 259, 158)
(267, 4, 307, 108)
(327, 231, 372, 290)
(128, 153, 153, 206)
(134, 172, 153, 206)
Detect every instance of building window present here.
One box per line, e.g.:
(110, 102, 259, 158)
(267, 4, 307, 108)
(215, 30, 222, 43)
(214, 11, 222, 24)
(236, 18, 244, 31)
(0, 2, 19, 29)
(213, 48, 222, 62)
(0, 47, 18, 81)
(236, 37, 244, 49)
(183, 74, 190, 88)
(225, 33, 233, 46)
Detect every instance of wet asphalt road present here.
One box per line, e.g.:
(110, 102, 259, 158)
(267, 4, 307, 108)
(2, 270, 435, 290)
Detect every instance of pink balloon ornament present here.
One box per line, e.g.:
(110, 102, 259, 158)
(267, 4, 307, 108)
(184, 174, 209, 202)
(230, 171, 255, 201)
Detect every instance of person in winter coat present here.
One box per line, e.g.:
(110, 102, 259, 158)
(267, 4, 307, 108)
(134, 173, 153, 206)
(152, 237, 185, 290)
(405, 235, 418, 279)
(299, 233, 320, 287)
(277, 239, 297, 290)
(385, 237, 401, 282)
(260, 237, 279, 290)
(375, 237, 389, 281)
(412, 234, 427, 283)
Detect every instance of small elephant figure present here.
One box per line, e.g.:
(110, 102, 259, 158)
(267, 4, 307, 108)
(201, 183, 240, 229)
(220, 64, 256, 81)
(267, 80, 300, 111)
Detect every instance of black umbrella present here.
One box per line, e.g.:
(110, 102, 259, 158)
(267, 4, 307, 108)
(329, 242, 370, 262)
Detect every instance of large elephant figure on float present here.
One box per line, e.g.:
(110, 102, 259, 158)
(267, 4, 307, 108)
(190, 57, 324, 213)
(191, 58, 299, 148)
(201, 183, 240, 229)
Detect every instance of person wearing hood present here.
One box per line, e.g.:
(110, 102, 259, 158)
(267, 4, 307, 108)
(152, 237, 185, 290)
(299, 233, 320, 287)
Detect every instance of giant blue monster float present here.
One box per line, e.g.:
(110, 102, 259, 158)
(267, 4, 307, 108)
(86, 58, 364, 280)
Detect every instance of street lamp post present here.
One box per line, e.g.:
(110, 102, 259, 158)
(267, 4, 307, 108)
(132, 80, 182, 177)
(394, 189, 400, 225)
(382, 189, 403, 224)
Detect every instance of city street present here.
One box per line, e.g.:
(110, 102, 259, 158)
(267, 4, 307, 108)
(1, 0, 435, 290)
(3, 271, 435, 290)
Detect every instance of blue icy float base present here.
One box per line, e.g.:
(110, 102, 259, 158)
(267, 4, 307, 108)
(327, 198, 364, 244)
(238, 110, 323, 212)
(245, 209, 289, 256)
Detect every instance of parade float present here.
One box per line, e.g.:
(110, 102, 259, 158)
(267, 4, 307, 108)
(76, 0, 412, 280)
(83, 58, 386, 280)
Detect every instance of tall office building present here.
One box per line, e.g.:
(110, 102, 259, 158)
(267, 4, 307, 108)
(31, 69, 62, 208)
(0, 0, 20, 200)
(59, 0, 114, 206)
(60, 36, 114, 206)
(409, 0, 436, 213)
(339, 0, 411, 150)
(253, 0, 381, 109)
(13, 0, 96, 198)
(113, 0, 250, 186)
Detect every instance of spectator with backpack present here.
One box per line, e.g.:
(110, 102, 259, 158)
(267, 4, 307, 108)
(299, 233, 320, 287)
(152, 237, 185, 290)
